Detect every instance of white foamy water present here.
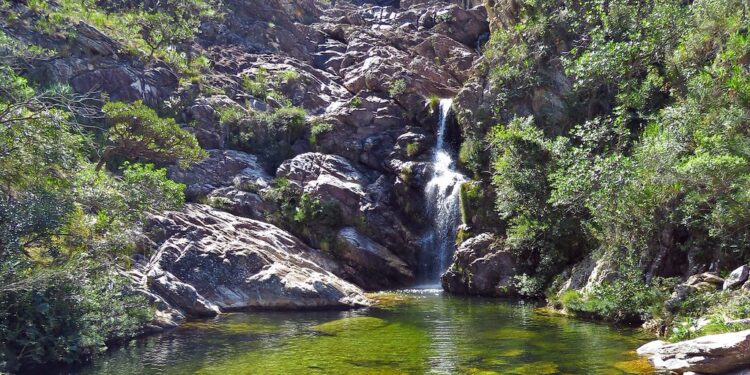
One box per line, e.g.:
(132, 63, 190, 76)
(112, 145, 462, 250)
(420, 99, 467, 284)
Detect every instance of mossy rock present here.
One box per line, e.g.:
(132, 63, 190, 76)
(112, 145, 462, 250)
(312, 316, 388, 336)
(366, 292, 417, 309)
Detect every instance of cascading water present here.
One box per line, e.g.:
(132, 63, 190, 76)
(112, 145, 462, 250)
(419, 99, 467, 285)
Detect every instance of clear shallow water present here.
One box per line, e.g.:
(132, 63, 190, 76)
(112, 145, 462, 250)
(72, 290, 654, 375)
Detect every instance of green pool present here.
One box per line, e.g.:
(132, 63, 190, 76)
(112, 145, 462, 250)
(75, 289, 654, 374)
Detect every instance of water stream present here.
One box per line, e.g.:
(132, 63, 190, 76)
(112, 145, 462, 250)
(419, 99, 467, 284)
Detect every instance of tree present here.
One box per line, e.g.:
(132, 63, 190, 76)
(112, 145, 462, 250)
(98, 101, 205, 171)
(133, 0, 218, 61)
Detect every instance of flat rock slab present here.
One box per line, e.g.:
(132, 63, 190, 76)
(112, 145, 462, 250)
(639, 330, 750, 374)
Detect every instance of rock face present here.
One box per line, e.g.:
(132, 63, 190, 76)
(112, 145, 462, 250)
(639, 330, 750, 374)
(441, 233, 517, 296)
(277, 152, 420, 287)
(724, 265, 750, 290)
(335, 227, 414, 290)
(142, 204, 369, 314)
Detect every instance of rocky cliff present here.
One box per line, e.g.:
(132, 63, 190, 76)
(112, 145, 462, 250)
(3, 0, 491, 320)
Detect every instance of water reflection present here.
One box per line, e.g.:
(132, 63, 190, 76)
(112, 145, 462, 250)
(66, 291, 653, 375)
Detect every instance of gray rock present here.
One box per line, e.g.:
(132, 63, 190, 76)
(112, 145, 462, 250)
(145, 204, 369, 313)
(724, 265, 749, 290)
(335, 227, 414, 290)
(642, 329, 750, 374)
(168, 149, 271, 200)
(441, 233, 517, 297)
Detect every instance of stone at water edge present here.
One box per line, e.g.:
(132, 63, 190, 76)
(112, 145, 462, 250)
(724, 265, 749, 290)
(640, 329, 750, 374)
(636, 340, 667, 356)
(441, 233, 517, 297)
(145, 204, 370, 314)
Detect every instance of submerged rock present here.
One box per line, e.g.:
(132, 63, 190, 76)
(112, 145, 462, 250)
(143, 204, 369, 315)
(640, 330, 750, 374)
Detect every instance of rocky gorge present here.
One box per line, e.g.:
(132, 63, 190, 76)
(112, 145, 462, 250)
(3, 0, 750, 373)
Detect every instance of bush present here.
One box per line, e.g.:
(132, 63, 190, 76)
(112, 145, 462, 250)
(242, 68, 269, 99)
(426, 95, 440, 114)
(405, 142, 420, 158)
(0, 259, 151, 372)
(309, 120, 333, 146)
(388, 79, 406, 97)
(100, 101, 205, 171)
(558, 260, 677, 323)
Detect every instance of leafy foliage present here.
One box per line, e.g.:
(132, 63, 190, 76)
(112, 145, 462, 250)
(478, 0, 750, 326)
(0, 35, 189, 371)
(100, 100, 205, 171)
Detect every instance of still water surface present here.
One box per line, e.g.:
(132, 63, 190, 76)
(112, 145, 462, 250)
(76, 289, 654, 374)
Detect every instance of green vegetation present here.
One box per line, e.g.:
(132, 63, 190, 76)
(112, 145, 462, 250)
(473, 0, 750, 330)
(405, 142, 420, 158)
(0, 31, 197, 371)
(426, 94, 440, 114)
(242, 68, 270, 99)
(388, 79, 407, 97)
(309, 119, 333, 146)
(30, 0, 219, 77)
(350, 96, 363, 108)
(261, 179, 342, 250)
(99, 101, 205, 171)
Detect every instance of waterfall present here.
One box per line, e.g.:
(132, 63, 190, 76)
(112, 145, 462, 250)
(419, 99, 466, 285)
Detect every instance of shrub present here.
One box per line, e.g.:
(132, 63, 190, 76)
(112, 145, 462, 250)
(405, 142, 420, 158)
(309, 120, 333, 145)
(388, 79, 406, 98)
(242, 68, 269, 99)
(279, 69, 301, 83)
(426, 95, 440, 114)
(458, 138, 483, 176)
(558, 259, 677, 323)
(100, 101, 205, 171)
(350, 96, 362, 108)
(0, 260, 151, 372)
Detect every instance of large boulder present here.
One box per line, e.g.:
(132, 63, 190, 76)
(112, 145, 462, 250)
(335, 227, 414, 290)
(168, 149, 271, 200)
(724, 265, 750, 290)
(277, 152, 371, 223)
(639, 330, 750, 374)
(276, 153, 421, 285)
(441, 233, 517, 296)
(144, 204, 369, 313)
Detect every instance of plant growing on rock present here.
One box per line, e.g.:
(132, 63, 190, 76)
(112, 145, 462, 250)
(426, 94, 440, 114)
(405, 142, 420, 158)
(243, 68, 270, 100)
(309, 119, 333, 146)
(98, 100, 205, 171)
(388, 79, 406, 98)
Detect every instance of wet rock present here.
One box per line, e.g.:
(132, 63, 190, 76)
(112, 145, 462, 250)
(145, 204, 369, 313)
(724, 265, 749, 290)
(641, 330, 750, 374)
(335, 227, 414, 290)
(441, 233, 517, 296)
